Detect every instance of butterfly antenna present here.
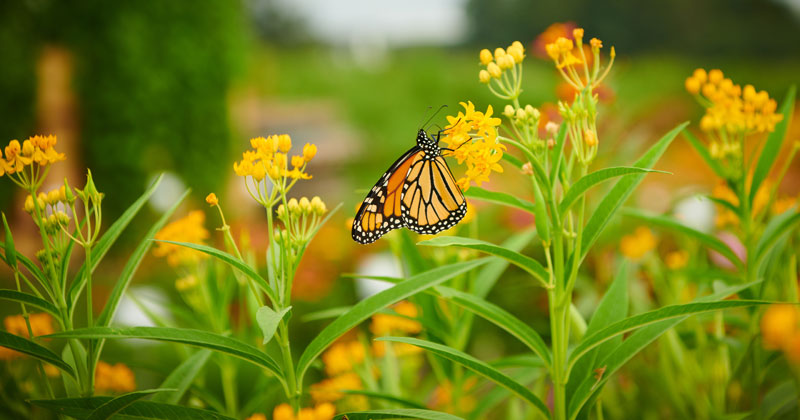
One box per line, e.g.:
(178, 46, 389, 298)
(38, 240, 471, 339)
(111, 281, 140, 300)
(421, 104, 448, 130)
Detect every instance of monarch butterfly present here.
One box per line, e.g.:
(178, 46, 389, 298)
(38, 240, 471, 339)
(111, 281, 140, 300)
(352, 128, 467, 244)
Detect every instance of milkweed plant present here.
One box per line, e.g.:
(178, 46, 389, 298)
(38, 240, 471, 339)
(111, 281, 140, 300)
(1, 23, 798, 420)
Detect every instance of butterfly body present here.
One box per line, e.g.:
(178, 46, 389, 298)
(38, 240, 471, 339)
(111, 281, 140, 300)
(352, 129, 467, 244)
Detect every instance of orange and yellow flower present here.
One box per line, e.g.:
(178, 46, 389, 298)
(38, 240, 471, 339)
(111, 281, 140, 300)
(620, 227, 656, 261)
(370, 301, 422, 336)
(95, 361, 136, 393)
(321, 340, 365, 376)
(1, 135, 65, 179)
(441, 101, 504, 191)
(153, 210, 209, 267)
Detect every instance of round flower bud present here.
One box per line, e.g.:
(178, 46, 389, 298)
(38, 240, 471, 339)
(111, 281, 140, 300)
(311, 196, 327, 214)
(708, 69, 723, 84)
(503, 105, 515, 118)
(525, 104, 539, 118)
(493, 47, 506, 60)
(303, 143, 317, 162)
(299, 197, 311, 214)
(205, 193, 219, 206)
(692, 68, 708, 84)
(583, 130, 597, 147)
(515, 108, 526, 120)
(479, 49, 493, 65)
(545, 121, 560, 136)
(572, 28, 584, 42)
(487, 62, 501, 78)
(287, 198, 300, 214)
(47, 189, 61, 205)
(24, 195, 34, 213)
(276, 204, 286, 219)
(277, 134, 292, 153)
(507, 44, 524, 63)
(684, 77, 700, 94)
(498, 55, 514, 70)
(478, 70, 491, 84)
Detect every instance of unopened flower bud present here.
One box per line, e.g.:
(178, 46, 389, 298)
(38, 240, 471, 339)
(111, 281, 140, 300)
(708, 69, 723, 84)
(299, 197, 311, 214)
(547, 138, 555, 149)
(487, 62, 501, 78)
(525, 105, 539, 119)
(287, 198, 300, 214)
(494, 48, 506, 60)
(515, 109, 526, 120)
(479, 70, 491, 84)
(277, 134, 292, 153)
(498, 55, 514, 70)
(291, 155, 304, 168)
(303, 143, 317, 162)
(205, 193, 218, 206)
(545, 122, 560, 136)
(24, 195, 34, 213)
(685, 76, 701, 94)
(479, 49, 493, 65)
(503, 105, 515, 118)
(277, 204, 286, 218)
(63, 178, 75, 204)
(311, 196, 327, 214)
(584, 130, 597, 147)
(47, 189, 61, 205)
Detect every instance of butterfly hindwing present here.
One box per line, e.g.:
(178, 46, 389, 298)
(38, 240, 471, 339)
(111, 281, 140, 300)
(351, 147, 424, 244)
(401, 154, 467, 235)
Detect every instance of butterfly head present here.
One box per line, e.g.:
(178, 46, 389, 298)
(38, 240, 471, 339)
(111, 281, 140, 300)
(416, 129, 440, 156)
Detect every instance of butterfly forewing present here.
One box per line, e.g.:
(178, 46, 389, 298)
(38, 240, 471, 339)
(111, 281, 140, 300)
(401, 155, 467, 235)
(351, 147, 424, 244)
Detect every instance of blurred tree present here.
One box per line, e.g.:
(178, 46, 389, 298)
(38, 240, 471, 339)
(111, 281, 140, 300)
(466, 0, 800, 57)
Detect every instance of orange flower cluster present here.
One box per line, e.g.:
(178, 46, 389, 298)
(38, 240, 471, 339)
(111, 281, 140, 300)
(0, 313, 55, 360)
(442, 101, 505, 191)
(234, 135, 316, 182)
(153, 210, 209, 267)
(620, 227, 656, 261)
(95, 361, 136, 393)
(761, 304, 800, 363)
(544, 27, 614, 90)
(685, 69, 783, 135)
(271, 403, 335, 420)
(0, 135, 65, 177)
(322, 340, 365, 377)
(310, 372, 364, 404)
(370, 301, 422, 336)
(533, 22, 577, 58)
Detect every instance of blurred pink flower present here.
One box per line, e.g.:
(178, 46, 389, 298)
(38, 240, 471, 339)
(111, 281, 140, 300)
(709, 232, 745, 269)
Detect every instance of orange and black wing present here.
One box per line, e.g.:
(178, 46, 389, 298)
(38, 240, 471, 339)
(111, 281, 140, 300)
(401, 155, 467, 235)
(352, 147, 425, 244)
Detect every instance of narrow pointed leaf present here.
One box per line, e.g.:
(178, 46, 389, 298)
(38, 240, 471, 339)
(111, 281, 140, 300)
(0, 289, 59, 316)
(418, 236, 548, 287)
(550, 123, 568, 183)
(683, 129, 725, 178)
(152, 350, 212, 404)
(581, 122, 688, 260)
(96, 190, 190, 327)
(472, 230, 536, 298)
(749, 86, 796, 204)
(86, 388, 174, 420)
(296, 259, 490, 385)
(336, 409, 463, 420)
(45, 326, 282, 379)
(339, 390, 427, 409)
(30, 397, 235, 420)
(755, 212, 800, 266)
(0, 243, 47, 286)
(531, 176, 551, 243)
(70, 174, 164, 305)
(2, 213, 17, 268)
(0, 331, 74, 377)
(622, 208, 744, 270)
(464, 187, 535, 214)
(379, 336, 550, 419)
(559, 167, 667, 215)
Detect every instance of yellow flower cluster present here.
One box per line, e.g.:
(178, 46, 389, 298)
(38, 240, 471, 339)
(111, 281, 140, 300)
(545, 28, 614, 90)
(478, 41, 525, 83)
(95, 361, 136, 393)
(664, 250, 689, 270)
(370, 301, 422, 336)
(234, 135, 316, 182)
(153, 210, 209, 267)
(0, 135, 65, 177)
(277, 196, 328, 219)
(1, 313, 55, 360)
(322, 340, 365, 377)
(686, 69, 783, 135)
(310, 372, 364, 404)
(761, 304, 800, 364)
(620, 227, 656, 260)
(441, 101, 505, 191)
(271, 403, 335, 420)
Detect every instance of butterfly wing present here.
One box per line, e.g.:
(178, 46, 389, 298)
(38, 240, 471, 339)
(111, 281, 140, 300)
(401, 154, 467, 235)
(352, 147, 425, 244)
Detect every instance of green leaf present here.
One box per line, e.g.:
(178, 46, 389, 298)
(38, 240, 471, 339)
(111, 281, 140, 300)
(622, 208, 744, 270)
(0, 289, 59, 316)
(436, 286, 551, 368)
(559, 167, 667, 215)
(295, 258, 490, 386)
(749, 85, 796, 205)
(30, 397, 235, 420)
(70, 174, 164, 306)
(550, 123, 568, 183)
(45, 327, 283, 380)
(2, 212, 17, 268)
(567, 284, 763, 419)
(683, 129, 725, 178)
(0, 331, 74, 378)
(418, 236, 548, 287)
(464, 187, 535, 214)
(86, 388, 174, 420)
(581, 122, 688, 261)
(755, 212, 800, 266)
(156, 240, 278, 305)
(339, 390, 427, 409)
(531, 175, 551, 243)
(151, 350, 212, 404)
(256, 305, 291, 344)
(472, 230, 536, 299)
(336, 409, 464, 420)
(378, 336, 550, 419)
(96, 190, 189, 327)
(0, 245, 47, 286)
(566, 262, 629, 403)
(568, 300, 768, 373)
(502, 153, 523, 169)
(301, 306, 352, 322)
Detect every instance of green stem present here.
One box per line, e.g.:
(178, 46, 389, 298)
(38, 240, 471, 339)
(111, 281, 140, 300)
(220, 359, 239, 417)
(277, 322, 299, 411)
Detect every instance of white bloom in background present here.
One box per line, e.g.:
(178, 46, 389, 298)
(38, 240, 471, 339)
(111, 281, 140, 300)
(354, 252, 403, 300)
(674, 194, 715, 233)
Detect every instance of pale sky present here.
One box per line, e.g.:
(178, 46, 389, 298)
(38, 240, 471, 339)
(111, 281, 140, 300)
(274, 0, 469, 46)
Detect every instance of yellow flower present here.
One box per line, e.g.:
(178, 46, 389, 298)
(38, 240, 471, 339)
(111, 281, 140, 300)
(430, 377, 478, 413)
(310, 372, 362, 403)
(277, 134, 292, 153)
(95, 361, 136, 393)
(205, 193, 218, 206)
(175, 275, 198, 291)
(322, 341, 365, 376)
(1, 135, 64, 179)
(153, 210, 209, 267)
(479, 48, 493, 65)
(620, 227, 656, 260)
(234, 135, 314, 189)
(441, 101, 505, 191)
(4, 313, 54, 338)
(665, 250, 689, 270)
(478, 69, 491, 84)
(370, 301, 422, 336)
(545, 29, 614, 90)
(688, 68, 783, 136)
(303, 143, 318, 162)
(272, 403, 335, 420)
(761, 304, 799, 350)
